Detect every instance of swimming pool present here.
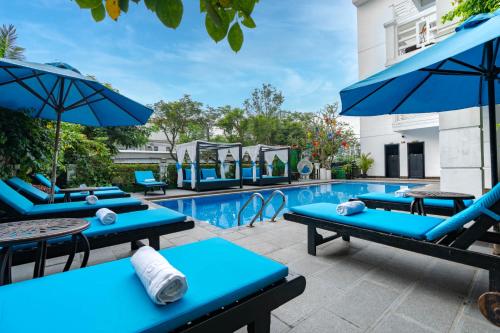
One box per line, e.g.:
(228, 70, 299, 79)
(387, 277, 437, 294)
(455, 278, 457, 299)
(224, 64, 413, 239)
(157, 182, 423, 229)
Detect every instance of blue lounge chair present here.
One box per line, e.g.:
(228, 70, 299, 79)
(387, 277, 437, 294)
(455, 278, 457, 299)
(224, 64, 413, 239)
(134, 170, 167, 195)
(7, 177, 130, 204)
(355, 192, 474, 216)
(0, 180, 147, 222)
(34, 173, 120, 192)
(0, 238, 306, 333)
(284, 183, 500, 298)
(8, 208, 194, 279)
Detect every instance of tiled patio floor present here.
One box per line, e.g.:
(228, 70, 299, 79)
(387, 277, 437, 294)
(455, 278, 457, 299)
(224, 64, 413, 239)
(10, 215, 496, 332)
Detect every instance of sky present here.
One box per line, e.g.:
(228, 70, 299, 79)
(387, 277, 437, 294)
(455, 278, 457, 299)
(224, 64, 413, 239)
(0, 0, 359, 117)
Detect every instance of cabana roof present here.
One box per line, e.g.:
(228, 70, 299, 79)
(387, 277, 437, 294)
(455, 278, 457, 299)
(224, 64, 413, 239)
(177, 140, 241, 151)
(243, 144, 289, 154)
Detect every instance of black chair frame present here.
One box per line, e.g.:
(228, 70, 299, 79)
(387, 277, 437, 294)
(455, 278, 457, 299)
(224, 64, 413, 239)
(284, 202, 500, 292)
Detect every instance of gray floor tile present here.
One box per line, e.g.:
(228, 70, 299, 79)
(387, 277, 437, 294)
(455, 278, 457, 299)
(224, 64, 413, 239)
(314, 258, 374, 290)
(289, 308, 361, 333)
(395, 283, 464, 332)
(287, 256, 332, 277)
(266, 245, 308, 265)
(327, 280, 400, 329)
(454, 314, 499, 333)
(372, 313, 436, 333)
(273, 276, 342, 326)
(422, 260, 476, 296)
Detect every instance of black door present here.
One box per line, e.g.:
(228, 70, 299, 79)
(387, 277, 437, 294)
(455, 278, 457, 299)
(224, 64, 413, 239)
(385, 144, 400, 178)
(408, 142, 425, 178)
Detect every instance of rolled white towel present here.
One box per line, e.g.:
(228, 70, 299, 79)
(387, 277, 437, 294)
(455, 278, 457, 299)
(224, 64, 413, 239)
(95, 208, 117, 225)
(85, 195, 98, 205)
(131, 246, 188, 305)
(144, 178, 156, 183)
(336, 201, 366, 216)
(395, 188, 411, 197)
(205, 177, 215, 180)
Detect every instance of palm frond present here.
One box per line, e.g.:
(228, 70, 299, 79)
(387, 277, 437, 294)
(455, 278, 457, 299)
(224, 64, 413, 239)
(0, 24, 25, 60)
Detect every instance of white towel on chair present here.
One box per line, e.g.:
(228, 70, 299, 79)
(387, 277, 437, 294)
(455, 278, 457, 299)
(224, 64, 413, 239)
(395, 188, 411, 197)
(336, 201, 366, 216)
(131, 246, 188, 305)
(85, 195, 98, 205)
(144, 178, 156, 183)
(95, 208, 117, 225)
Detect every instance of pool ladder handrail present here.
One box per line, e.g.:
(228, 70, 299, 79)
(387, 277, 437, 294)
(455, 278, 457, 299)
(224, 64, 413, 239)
(261, 190, 287, 224)
(248, 190, 287, 227)
(237, 192, 265, 227)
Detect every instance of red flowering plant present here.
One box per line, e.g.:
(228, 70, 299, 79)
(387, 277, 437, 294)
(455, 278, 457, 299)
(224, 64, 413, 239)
(305, 102, 358, 169)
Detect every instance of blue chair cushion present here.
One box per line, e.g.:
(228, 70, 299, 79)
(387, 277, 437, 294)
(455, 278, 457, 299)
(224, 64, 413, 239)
(290, 203, 445, 240)
(8, 178, 126, 201)
(201, 168, 217, 180)
(68, 189, 127, 200)
(26, 198, 142, 216)
(357, 192, 474, 209)
(34, 173, 61, 193)
(7, 177, 50, 202)
(12, 208, 188, 250)
(0, 238, 288, 333)
(0, 180, 34, 214)
(134, 170, 156, 183)
(425, 183, 500, 241)
(184, 168, 191, 180)
(242, 167, 261, 179)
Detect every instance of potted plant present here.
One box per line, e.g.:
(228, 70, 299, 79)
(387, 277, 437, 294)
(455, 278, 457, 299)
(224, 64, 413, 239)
(358, 153, 374, 178)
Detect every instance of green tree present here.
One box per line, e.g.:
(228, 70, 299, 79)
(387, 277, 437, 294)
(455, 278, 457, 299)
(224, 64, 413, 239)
(151, 95, 203, 161)
(244, 83, 285, 118)
(201, 106, 222, 141)
(73, 0, 259, 52)
(0, 24, 25, 60)
(0, 109, 53, 179)
(442, 0, 500, 22)
(217, 106, 249, 143)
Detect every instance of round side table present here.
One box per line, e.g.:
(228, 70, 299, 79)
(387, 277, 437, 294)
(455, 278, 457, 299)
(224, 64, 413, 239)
(406, 190, 475, 216)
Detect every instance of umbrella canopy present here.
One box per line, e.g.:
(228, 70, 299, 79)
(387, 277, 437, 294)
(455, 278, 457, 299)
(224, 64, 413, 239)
(340, 10, 500, 185)
(0, 58, 153, 198)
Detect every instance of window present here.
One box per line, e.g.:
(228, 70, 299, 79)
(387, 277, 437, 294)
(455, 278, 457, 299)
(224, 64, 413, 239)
(419, 0, 434, 8)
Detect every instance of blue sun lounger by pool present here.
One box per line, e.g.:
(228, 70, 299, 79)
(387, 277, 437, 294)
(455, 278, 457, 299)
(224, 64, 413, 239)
(355, 192, 473, 216)
(9, 208, 195, 272)
(134, 170, 167, 195)
(284, 184, 500, 307)
(0, 238, 305, 333)
(34, 173, 120, 192)
(7, 177, 129, 203)
(0, 180, 147, 222)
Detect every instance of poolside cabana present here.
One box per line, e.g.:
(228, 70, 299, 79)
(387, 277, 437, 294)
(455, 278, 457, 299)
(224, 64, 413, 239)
(176, 141, 242, 192)
(242, 145, 291, 186)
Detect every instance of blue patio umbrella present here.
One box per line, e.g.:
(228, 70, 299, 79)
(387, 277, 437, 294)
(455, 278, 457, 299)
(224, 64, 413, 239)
(0, 58, 153, 198)
(340, 10, 500, 185)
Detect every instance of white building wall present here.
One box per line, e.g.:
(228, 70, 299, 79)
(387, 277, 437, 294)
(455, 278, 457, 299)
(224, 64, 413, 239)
(354, 0, 441, 178)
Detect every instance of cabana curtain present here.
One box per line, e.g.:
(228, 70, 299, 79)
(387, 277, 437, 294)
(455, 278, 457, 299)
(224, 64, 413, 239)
(177, 142, 197, 189)
(264, 151, 275, 176)
(243, 145, 260, 181)
(275, 150, 289, 177)
(217, 148, 228, 179)
(229, 146, 241, 179)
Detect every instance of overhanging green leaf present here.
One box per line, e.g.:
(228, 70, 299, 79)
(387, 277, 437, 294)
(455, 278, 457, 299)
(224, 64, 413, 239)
(91, 4, 106, 21)
(119, 0, 129, 12)
(236, 0, 255, 16)
(76, 0, 102, 9)
(144, 0, 157, 11)
(156, 0, 183, 29)
(241, 14, 256, 28)
(205, 13, 227, 42)
(228, 21, 243, 52)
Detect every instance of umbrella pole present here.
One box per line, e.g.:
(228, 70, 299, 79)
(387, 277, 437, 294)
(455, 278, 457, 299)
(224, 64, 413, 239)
(486, 40, 498, 187)
(49, 112, 62, 203)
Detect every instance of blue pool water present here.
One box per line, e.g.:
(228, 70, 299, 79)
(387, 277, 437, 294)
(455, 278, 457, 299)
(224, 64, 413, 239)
(158, 182, 423, 229)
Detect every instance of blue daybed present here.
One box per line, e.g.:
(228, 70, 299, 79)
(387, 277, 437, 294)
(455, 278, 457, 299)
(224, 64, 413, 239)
(0, 180, 147, 222)
(182, 168, 241, 191)
(7, 177, 129, 203)
(0, 238, 305, 333)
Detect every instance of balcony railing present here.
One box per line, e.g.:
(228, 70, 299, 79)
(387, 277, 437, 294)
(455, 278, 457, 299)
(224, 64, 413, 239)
(397, 11, 437, 56)
(392, 113, 439, 132)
